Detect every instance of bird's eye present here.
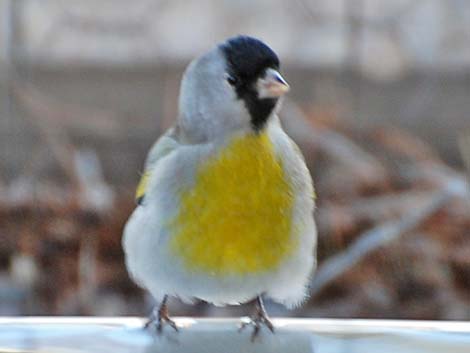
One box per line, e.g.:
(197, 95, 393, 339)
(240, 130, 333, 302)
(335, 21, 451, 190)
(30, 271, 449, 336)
(226, 75, 238, 86)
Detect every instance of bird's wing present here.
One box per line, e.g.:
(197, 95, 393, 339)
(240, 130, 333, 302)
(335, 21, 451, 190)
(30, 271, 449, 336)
(135, 127, 180, 205)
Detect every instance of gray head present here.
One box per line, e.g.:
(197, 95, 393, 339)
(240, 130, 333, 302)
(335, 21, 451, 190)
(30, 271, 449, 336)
(178, 36, 289, 143)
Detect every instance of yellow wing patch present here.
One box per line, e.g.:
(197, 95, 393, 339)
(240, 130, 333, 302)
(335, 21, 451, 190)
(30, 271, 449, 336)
(169, 132, 297, 276)
(135, 171, 151, 204)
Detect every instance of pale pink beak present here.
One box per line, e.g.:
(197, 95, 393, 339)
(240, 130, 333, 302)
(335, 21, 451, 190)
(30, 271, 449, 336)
(257, 68, 290, 99)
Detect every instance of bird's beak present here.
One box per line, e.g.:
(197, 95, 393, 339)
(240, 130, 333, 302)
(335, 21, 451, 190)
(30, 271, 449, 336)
(257, 68, 290, 99)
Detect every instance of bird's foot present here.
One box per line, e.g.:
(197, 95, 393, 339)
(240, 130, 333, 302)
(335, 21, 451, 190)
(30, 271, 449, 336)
(239, 296, 274, 341)
(239, 314, 275, 341)
(144, 296, 178, 333)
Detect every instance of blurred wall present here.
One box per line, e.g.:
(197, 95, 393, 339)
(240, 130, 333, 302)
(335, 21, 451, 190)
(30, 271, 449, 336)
(1, 0, 470, 183)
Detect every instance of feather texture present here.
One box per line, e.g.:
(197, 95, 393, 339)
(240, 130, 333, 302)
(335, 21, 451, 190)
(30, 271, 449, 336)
(169, 131, 297, 275)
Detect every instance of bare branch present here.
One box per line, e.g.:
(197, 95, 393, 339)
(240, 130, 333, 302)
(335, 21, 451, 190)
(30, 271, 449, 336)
(309, 188, 453, 298)
(316, 190, 440, 235)
(281, 99, 388, 190)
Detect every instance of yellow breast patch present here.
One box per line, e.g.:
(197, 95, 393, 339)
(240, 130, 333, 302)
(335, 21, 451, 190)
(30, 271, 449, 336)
(169, 132, 296, 276)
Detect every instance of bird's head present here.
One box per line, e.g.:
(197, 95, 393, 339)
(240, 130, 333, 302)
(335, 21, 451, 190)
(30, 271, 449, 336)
(178, 36, 289, 142)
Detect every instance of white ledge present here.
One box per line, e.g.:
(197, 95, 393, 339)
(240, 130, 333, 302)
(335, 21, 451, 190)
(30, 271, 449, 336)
(1, 317, 470, 353)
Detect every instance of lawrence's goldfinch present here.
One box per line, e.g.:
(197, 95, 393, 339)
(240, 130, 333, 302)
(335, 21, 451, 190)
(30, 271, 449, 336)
(123, 35, 317, 339)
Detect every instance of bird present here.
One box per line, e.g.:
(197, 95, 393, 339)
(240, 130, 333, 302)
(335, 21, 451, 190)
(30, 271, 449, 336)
(122, 35, 317, 340)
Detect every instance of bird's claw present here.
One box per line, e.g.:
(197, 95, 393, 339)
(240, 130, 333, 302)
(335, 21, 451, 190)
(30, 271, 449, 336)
(157, 314, 179, 333)
(145, 312, 179, 333)
(239, 296, 275, 341)
(144, 296, 178, 334)
(239, 313, 275, 342)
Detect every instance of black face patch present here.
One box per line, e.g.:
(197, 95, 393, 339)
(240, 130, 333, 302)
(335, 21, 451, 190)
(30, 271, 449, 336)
(220, 36, 281, 131)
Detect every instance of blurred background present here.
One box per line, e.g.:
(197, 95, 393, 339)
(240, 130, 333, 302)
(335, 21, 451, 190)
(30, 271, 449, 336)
(1, 0, 470, 320)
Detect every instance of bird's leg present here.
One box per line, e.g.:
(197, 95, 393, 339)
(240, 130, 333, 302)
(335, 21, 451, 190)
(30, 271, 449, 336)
(144, 295, 178, 333)
(239, 296, 275, 341)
